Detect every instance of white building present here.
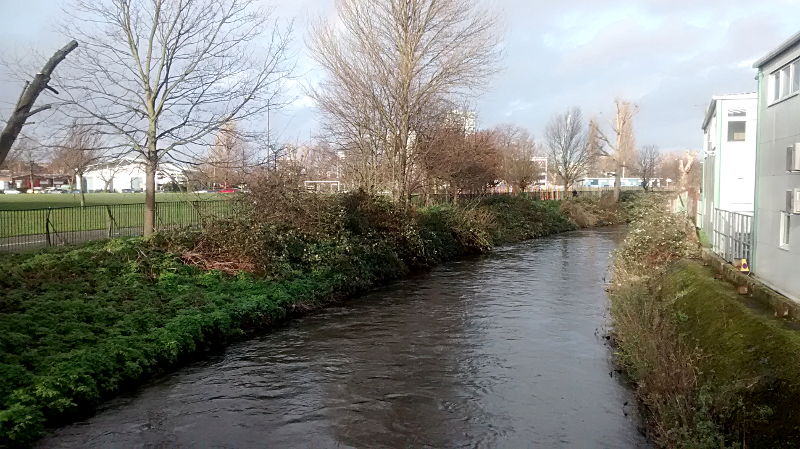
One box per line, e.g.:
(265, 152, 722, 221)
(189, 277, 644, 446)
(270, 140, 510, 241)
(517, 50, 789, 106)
(751, 32, 800, 301)
(79, 158, 187, 192)
(576, 177, 652, 188)
(698, 93, 758, 233)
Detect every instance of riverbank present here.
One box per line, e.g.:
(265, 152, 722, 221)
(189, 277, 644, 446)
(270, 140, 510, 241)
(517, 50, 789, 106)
(0, 192, 622, 446)
(609, 195, 800, 448)
(36, 227, 645, 448)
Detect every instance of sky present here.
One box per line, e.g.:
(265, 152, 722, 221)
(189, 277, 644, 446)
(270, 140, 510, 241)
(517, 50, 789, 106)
(2, 0, 800, 152)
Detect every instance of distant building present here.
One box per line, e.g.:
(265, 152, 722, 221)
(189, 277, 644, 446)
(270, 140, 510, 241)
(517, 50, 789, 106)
(79, 157, 187, 192)
(11, 173, 71, 191)
(0, 170, 12, 190)
(698, 92, 758, 233)
(751, 32, 800, 301)
(576, 177, 652, 188)
(448, 109, 477, 135)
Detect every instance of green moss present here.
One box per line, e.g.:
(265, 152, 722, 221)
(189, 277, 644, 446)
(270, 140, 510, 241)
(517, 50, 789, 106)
(661, 261, 800, 446)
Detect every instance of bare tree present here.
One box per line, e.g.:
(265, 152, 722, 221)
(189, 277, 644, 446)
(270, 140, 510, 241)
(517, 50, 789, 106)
(201, 121, 251, 188)
(636, 144, 661, 191)
(0, 41, 78, 167)
(591, 99, 638, 201)
(6, 137, 44, 192)
(676, 151, 698, 192)
(295, 142, 341, 181)
(492, 124, 540, 194)
(48, 122, 104, 205)
(545, 107, 591, 191)
(56, 0, 293, 235)
(421, 126, 500, 199)
(309, 0, 501, 205)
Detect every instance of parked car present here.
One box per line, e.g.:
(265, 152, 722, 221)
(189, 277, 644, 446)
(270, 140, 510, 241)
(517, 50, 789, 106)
(1, 189, 21, 194)
(218, 188, 239, 193)
(121, 188, 134, 193)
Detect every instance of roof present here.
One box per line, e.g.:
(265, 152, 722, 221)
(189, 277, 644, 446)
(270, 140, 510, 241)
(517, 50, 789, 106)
(701, 92, 757, 130)
(753, 31, 800, 69)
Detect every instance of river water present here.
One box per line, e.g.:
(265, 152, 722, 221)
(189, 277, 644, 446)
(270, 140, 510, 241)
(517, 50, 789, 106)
(39, 227, 647, 448)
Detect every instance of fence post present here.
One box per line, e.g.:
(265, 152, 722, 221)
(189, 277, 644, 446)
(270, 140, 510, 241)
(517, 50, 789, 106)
(45, 208, 52, 247)
(106, 205, 114, 239)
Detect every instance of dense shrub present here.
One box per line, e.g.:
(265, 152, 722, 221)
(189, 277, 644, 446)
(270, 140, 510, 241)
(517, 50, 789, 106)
(477, 196, 577, 243)
(0, 192, 591, 446)
(559, 194, 626, 228)
(609, 195, 800, 448)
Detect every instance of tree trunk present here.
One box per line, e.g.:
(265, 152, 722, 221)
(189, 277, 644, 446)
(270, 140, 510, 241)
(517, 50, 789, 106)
(613, 161, 622, 202)
(143, 158, 156, 236)
(77, 171, 86, 207)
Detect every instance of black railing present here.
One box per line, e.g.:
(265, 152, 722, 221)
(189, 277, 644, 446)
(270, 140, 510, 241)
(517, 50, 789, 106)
(0, 200, 236, 253)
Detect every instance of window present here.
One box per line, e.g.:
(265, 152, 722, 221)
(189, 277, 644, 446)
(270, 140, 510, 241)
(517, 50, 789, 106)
(773, 71, 782, 102)
(795, 60, 800, 92)
(780, 212, 791, 249)
(771, 58, 800, 104)
(781, 66, 791, 98)
(727, 121, 746, 141)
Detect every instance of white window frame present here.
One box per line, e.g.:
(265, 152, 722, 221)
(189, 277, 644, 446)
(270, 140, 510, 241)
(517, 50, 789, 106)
(780, 212, 791, 250)
(770, 58, 800, 105)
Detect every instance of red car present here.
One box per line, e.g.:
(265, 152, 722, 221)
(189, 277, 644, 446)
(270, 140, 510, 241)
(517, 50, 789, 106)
(218, 188, 239, 193)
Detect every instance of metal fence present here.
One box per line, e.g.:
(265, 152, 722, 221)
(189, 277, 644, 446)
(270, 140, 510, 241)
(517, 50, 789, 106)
(712, 208, 753, 264)
(418, 186, 646, 205)
(0, 200, 236, 253)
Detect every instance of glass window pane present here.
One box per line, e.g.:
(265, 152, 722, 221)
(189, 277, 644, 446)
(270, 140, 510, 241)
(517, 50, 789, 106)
(781, 213, 791, 247)
(794, 61, 800, 93)
(774, 73, 782, 102)
(782, 67, 791, 97)
(728, 121, 746, 141)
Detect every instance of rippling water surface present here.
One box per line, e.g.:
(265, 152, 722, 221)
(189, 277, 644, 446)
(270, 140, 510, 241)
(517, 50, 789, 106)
(40, 227, 647, 448)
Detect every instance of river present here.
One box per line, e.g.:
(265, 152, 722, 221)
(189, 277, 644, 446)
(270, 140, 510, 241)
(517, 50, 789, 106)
(39, 227, 647, 448)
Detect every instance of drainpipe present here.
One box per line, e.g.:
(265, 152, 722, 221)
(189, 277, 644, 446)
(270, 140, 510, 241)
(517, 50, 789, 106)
(716, 104, 723, 211)
(752, 72, 763, 271)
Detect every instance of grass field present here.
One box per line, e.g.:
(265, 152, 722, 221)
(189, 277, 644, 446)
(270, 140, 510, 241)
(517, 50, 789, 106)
(0, 193, 236, 240)
(0, 192, 226, 210)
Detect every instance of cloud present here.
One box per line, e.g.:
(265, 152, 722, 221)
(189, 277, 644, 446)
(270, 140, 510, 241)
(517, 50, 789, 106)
(2, 0, 800, 151)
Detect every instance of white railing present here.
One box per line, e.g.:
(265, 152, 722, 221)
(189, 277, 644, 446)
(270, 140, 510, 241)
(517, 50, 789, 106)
(712, 208, 753, 264)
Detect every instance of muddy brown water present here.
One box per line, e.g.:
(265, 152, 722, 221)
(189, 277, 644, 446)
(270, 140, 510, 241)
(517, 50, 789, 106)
(39, 227, 648, 448)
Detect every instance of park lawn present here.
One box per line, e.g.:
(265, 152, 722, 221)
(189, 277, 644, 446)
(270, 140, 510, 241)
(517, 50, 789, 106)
(0, 194, 236, 239)
(0, 192, 226, 211)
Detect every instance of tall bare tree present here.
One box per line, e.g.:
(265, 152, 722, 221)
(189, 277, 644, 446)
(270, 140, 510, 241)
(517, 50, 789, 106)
(545, 107, 591, 191)
(48, 122, 104, 205)
(636, 144, 661, 191)
(492, 124, 540, 194)
(0, 41, 78, 167)
(56, 0, 293, 235)
(201, 121, 251, 188)
(309, 0, 501, 204)
(591, 99, 638, 201)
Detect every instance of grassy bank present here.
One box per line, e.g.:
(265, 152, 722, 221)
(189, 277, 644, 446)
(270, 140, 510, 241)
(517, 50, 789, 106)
(0, 193, 615, 446)
(609, 195, 800, 447)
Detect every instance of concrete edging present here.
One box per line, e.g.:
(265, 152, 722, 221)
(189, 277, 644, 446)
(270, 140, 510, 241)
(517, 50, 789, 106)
(700, 248, 800, 320)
